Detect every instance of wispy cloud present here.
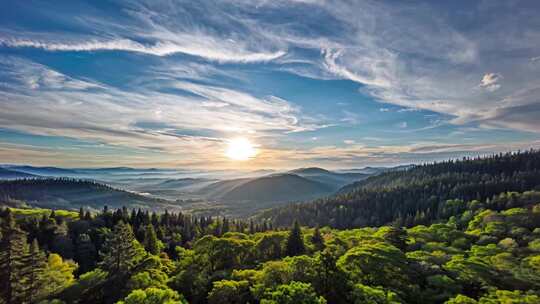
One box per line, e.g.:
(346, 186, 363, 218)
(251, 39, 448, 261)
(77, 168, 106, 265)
(0, 38, 285, 63)
(0, 56, 323, 164)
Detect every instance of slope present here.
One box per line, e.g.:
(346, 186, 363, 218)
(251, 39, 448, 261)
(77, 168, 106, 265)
(0, 178, 177, 211)
(257, 150, 540, 228)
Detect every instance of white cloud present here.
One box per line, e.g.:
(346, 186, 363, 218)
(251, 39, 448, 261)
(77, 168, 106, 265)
(479, 73, 503, 92)
(0, 56, 324, 161)
(343, 139, 355, 145)
(0, 38, 285, 63)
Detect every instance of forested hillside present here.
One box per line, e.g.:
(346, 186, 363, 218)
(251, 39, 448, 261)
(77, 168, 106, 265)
(0, 179, 175, 211)
(1, 190, 540, 303)
(258, 150, 540, 228)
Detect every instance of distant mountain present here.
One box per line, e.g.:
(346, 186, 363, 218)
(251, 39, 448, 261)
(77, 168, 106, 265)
(0, 178, 178, 211)
(289, 167, 332, 175)
(3, 165, 79, 176)
(197, 178, 252, 199)
(337, 164, 413, 175)
(154, 178, 216, 190)
(0, 168, 39, 179)
(289, 167, 369, 189)
(221, 173, 335, 202)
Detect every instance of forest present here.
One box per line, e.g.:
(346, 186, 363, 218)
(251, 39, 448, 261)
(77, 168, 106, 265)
(259, 150, 540, 228)
(1, 152, 540, 303)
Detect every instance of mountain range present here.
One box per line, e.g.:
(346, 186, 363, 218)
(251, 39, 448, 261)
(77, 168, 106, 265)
(0, 164, 397, 216)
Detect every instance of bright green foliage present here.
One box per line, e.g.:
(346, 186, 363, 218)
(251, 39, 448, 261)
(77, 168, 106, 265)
(351, 284, 401, 304)
(207, 280, 251, 304)
(60, 268, 109, 303)
(375, 226, 408, 251)
(445, 294, 477, 304)
(168, 247, 209, 303)
(3, 185, 540, 304)
(100, 221, 145, 274)
(37, 253, 77, 298)
(446, 290, 540, 303)
(259, 281, 326, 304)
(37, 300, 66, 304)
(127, 256, 169, 290)
(193, 235, 254, 271)
(116, 287, 187, 304)
(337, 241, 410, 291)
(256, 232, 286, 260)
(285, 220, 306, 256)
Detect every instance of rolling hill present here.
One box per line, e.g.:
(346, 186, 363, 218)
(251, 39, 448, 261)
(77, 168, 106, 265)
(0, 178, 179, 211)
(221, 173, 335, 202)
(2, 165, 79, 176)
(289, 167, 369, 189)
(0, 168, 39, 179)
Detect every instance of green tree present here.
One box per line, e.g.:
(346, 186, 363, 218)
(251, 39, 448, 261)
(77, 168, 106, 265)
(311, 227, 325, 251)
(376, 226, 408, 251)
(100, 221, 145, 274)
(0, 210, 29, 304)
(259, 281, 326, 304)
(37, 253, 77, 299)
(314, 248, 349, 304)
(143, 225, 162, 255)
(207, 280, 251, 304)
(351, 284, 401, 304)
(337, 242, 411, 294)
(285, 221, 305, 257)
(75, 233, 97, 274)
(26, 238, 47, 303)
(116, 287, 187, 304)
(444, 294, 477, 304)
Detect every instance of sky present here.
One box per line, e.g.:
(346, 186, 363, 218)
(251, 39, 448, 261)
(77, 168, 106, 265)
(1, 0, 540, 170)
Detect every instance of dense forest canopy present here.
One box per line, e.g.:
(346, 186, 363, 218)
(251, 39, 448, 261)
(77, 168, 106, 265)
(258, 150, 540, 228)
(1, 190, 540, 303)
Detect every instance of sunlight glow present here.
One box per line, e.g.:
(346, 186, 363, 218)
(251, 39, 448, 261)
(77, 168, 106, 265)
(226, 138, 258, 161)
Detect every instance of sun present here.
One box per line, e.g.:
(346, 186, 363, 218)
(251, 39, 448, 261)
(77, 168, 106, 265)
(226, 138, 257, 161)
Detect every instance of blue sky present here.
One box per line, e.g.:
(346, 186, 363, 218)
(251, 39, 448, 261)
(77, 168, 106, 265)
(1, 0, 540, 169)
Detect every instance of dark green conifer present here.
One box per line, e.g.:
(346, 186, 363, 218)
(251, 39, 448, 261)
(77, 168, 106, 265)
(100, 221, 145, 274)
(285, 220, 305, 256)
(0, 210, 29, 304)
(143, 224, 161, 255)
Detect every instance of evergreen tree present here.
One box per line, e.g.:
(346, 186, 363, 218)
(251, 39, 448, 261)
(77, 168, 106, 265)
(25, 238, 46, 303)
(75, 233, 97, 274)
(143, 224, 161, 255)
(285, 220, 305, 256)
(100, 221, 145, 274)
(0, 210, 29, 304)
(311, 226, 325, 251)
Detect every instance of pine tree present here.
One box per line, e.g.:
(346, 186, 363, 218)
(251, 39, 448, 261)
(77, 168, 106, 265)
(285, 220, 305, 256)
(0, 210, 29, 304)
(75, 233, 97, 274)
(100, 221, 145, 274)
(143, 224, 161, 255)
(25, 238, 46, 303)
(311, 226, 324, 251)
